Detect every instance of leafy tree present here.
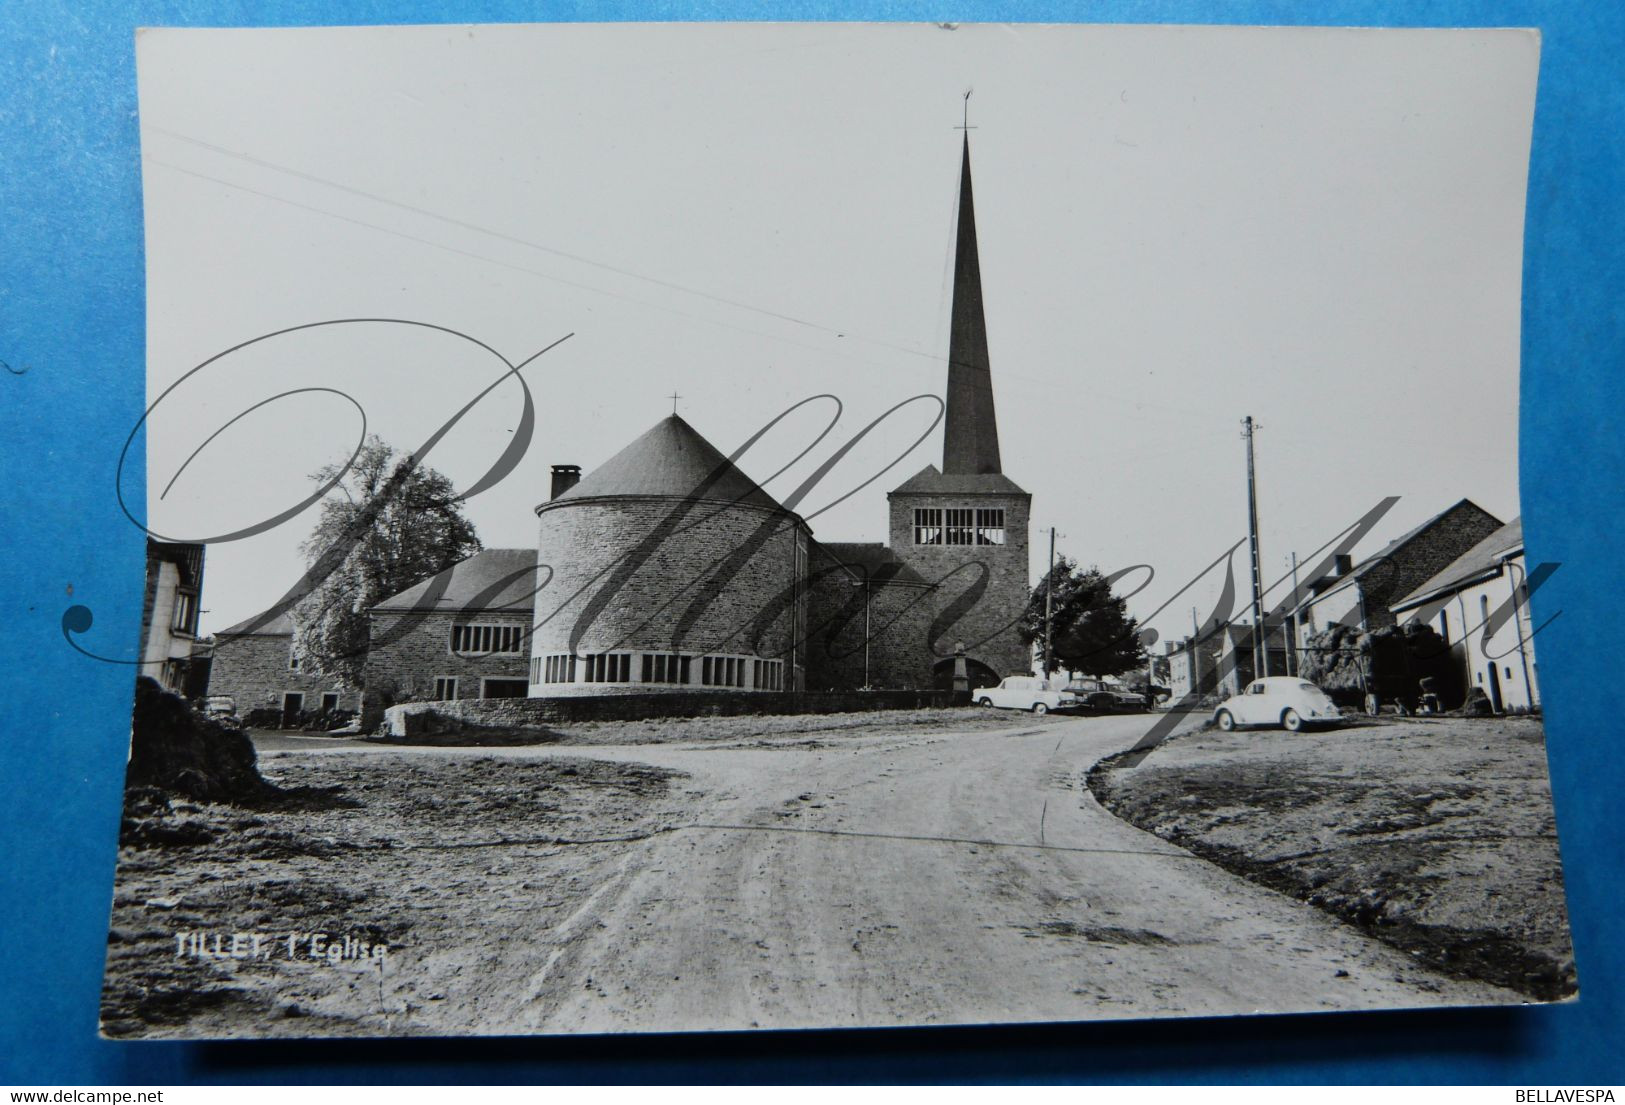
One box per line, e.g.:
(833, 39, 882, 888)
(291, 436, 482, 687)
(1019, 556, 1147, 679)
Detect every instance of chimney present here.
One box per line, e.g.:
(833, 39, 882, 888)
(1333, 553, 1354, 576)
(550, 464, 581, 500)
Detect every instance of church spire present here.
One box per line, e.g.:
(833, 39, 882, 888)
(942, 131, 1003, 476)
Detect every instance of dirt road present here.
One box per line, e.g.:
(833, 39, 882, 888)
(108, 711, 1524, 1037)
(354, 713, 1519, 1032)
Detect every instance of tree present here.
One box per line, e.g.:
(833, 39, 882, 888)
(291, 436, 482, 687)
(1019, 556, 1147, 679)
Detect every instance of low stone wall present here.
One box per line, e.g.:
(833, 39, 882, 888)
(382, 688, 955, 739)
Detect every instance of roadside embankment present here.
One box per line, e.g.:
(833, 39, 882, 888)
(1087, 715, 1575, 1001)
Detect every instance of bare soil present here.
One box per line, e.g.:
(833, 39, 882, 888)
(101, 752, 686, 1038)
(1087, 715, 1576, 1001)
(100, 707, 1048, 1038)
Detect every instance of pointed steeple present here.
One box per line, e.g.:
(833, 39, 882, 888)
(942, 133, 1003, 476)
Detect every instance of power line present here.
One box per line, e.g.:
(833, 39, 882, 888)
(146, 131, 1223, 424)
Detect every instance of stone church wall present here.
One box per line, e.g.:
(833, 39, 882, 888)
(887, 491, 1032, 679)
(532, 496, 804, 663)
(803, 544, 939, 690)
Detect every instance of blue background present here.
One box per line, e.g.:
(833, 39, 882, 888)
(2, 0, 1619, 1085)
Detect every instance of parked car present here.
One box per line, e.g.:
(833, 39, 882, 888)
(1065, 678, 1147, 713)
(1213, 677, 1342, 732)
(201, 695, 236, 719)
(975, 676, 1077, 714)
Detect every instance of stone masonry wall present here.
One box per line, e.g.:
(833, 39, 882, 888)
(208, 633, 360, 714)
(383, 688, 955, 738)
(803, 543, 938, 690)
(532, 496, 804, 668)
(887, 491, 1032, 679)
(1360, 501, 1505, 630)
(362, 609, 533, 711)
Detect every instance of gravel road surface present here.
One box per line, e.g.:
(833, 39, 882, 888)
(302, 712, 1519, 1032)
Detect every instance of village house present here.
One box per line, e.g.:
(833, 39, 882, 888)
(208, 610, 361, 725)
(1389, 516, 1539, 713)
(1165, 633, 1222, 702)
(138, 539, 206, 696)
(1214, 622, 1293, 698)
(1290, 498, 1504, 662)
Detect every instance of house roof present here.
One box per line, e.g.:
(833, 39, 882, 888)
(371, 547, 539, 613)
(544, 414, 788, 514)
(888, 464, 1028, 497)
(1220, 622, 1290, 650)
(216, 609, 295, 637)
(817, 541, 929, 586)
(1298, 498, 1501, 606)
(1391, 517, 1524, 611)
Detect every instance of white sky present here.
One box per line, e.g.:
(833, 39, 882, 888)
(133, 22, 1538, 647)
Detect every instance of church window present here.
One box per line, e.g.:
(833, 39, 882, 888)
(450, 623, 526, 655)
(752, 659, 784, 690)
(641, 653, 692, 684)
(433, 676, 457, 701)
(945, 508, 974, 545)
(975, 508, 1006, 545)
(288, 650, 300, 671)
(913, 508, 943, 545)
(539, 654, 579, 683)
(584, 653, 631, 682)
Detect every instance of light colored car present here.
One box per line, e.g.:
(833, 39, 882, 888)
(201, 695, 236, 718)
(975, 676, 1076, 714)
(1213, 677, 1342, 732)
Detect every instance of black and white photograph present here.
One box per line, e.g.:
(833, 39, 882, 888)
(103, 21, 1573, 1038)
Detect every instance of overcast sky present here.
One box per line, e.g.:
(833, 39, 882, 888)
(134, 22, 1538, 649)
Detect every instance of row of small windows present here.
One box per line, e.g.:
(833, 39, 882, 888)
(702, 656, 745, 688)
(450, 623, 527, 655)
(912, 507, 1005, 546)
(530, 651, 783, 690)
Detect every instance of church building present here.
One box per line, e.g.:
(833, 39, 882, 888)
(229, 133, 1033, 718)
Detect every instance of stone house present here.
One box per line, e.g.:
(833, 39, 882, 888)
(1389, 517, 1539, 712)
(1290, 498, 1504, 662)
(209, 610, 360, 723)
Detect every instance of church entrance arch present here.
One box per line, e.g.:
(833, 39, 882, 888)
(932, 655, 1002, 693)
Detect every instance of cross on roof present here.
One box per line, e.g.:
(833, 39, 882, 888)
(955, 88, 977, 131)
(669, 390, 681, 415)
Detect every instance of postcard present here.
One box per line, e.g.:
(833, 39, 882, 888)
(102, 21, 1570, 1038)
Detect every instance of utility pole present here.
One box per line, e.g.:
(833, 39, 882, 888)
(1242, 416, 1266, 680)
(1043, 526, 1057, 680)
(1287, 551, 1302, 676)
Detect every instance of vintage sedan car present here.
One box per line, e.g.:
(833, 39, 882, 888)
(1213, 677, 1343, 732)
(975, 676, 1077, 714)
(1065, 678, 1147, 713)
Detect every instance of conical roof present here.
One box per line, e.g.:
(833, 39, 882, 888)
(943, 134, 1004, 477)
(544, 414, 787, 514)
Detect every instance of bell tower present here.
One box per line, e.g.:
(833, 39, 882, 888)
(888, 130, 1032, 681)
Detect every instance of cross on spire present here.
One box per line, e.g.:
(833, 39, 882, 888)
(669, 390, 681, 415)
(955, 88, 977, 131)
